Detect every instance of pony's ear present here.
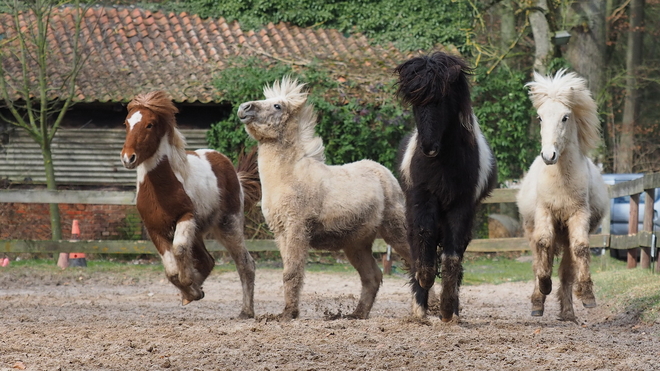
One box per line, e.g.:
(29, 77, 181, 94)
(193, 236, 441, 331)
(447, 64, 463, 83)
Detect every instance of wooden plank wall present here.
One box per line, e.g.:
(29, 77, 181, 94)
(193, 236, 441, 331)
(0, 128, 208, 186)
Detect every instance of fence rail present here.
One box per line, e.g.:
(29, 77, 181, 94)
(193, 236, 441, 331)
(1, 234, 621, 255)
(1, 173, 658, 269)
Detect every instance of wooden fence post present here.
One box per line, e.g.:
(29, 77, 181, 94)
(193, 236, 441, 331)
(627, 193, 640, 269)
(641, 188, 655, 269)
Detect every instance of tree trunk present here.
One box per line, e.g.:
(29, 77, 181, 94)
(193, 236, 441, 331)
(616, 0, 645, 173)
(499, 0, 516, 64)
(41, 141, 62, 240)
(566, 0, 607, 102)
(528, 0, 552, 74)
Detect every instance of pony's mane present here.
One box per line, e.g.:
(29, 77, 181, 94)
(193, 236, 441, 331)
(265, 76, 325, 162)
(127, 91, 187, 150)
(395, 52, 474, 131)
(526, 69, 601, 154)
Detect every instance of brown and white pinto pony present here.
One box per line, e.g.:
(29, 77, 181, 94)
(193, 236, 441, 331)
(120, 91, 261, 318)
(517, 70, 608, 322)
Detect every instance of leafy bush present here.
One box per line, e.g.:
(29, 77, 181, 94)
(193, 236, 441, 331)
(472, 67, 539, 182)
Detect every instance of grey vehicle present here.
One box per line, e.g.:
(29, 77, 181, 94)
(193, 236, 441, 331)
(601, 174, 660, 259)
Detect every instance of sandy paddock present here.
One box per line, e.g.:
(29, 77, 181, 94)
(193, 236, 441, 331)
(1, 267, 658, 370)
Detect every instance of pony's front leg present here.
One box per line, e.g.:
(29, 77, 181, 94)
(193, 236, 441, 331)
(407, 190, 440, 318)
(558, 239, 577, 322)
(530, 206, 555, 316)
(568, 210, 596, 310)
(278, 231, 309, 320)
(438, 206, 474, 322)
(172, 215, 197, 288)
(152, 233, 203, 305)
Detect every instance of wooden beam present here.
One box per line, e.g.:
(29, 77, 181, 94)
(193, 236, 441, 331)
(482, 188, 518, 204)
(610, 177, 645, 199)
(627, 193, 640, 268)
(641, 188, 655, 269)
(0, 239, 279, 254)
(0, 190, 136, 205)
(0, 235, 614, 255)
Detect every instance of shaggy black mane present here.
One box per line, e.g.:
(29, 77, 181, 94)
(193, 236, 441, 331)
(394, 52, 473, 120)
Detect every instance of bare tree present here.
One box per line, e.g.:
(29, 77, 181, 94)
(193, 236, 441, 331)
(0, 0, 93, 240)
(528, 0, 552, 74)
(565, 0, 607, 104)
(616, 0, 645, 173)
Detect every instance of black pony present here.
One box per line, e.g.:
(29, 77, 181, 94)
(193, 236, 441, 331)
(395, 52, 497, 321)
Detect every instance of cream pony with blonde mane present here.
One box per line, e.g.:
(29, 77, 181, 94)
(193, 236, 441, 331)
(238, 77, 412, 320)
(517, 70, 608, 322)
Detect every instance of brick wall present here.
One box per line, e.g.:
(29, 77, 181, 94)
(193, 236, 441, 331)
(0, 203, 144, 240)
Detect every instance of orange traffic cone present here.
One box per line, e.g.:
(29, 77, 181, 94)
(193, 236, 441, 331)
(68, 220, 87, 268)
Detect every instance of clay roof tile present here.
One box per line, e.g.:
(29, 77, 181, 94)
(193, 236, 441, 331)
(1, 5, 410, 103)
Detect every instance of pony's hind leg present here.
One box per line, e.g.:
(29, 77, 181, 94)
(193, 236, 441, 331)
(213, 215, 256, 319)
(343, 237, 383, 319)
(379, 201, 429, 318)
(378, 200, 412, 270)
(557, 241, 577, 322)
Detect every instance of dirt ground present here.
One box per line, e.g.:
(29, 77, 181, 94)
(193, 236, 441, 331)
(1, 265, 659, 371)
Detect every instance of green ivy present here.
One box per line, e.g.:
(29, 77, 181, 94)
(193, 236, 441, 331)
(472, 66, 539, 182)
(155, 0, 472, 53)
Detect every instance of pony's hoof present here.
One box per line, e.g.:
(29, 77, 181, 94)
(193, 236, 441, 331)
(558, 315, 578, 324)
(440, 314, 459, 323)
(346, 313, 368, 320)
(539, 277, 552, 295)
(278, 309, 299, 321)
(531, 309, 544, 317)
(238, 310, 255, 319)
(416, 268, 436, 290)
(582, 300, 597, 308)
(180, 287, 204, 306)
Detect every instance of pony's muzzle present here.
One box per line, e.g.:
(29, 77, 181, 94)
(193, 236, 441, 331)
(422, 143, 440, 158)
(121, 152, 137, 169)
(237, 103, 254, 123)
(541, 149, 558, 165)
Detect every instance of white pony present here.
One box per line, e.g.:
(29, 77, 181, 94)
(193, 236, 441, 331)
(516, 69, 609, 322)
(237, 77, 412, 320)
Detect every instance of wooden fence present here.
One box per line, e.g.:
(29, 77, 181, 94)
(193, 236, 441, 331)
(1, 173, 658, 270)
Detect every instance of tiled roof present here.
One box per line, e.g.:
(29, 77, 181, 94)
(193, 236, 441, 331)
(0, 6, 412, 104)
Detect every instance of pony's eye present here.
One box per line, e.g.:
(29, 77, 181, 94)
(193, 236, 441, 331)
(146, 123, 153, 129)
(274, 104, 281, 110)
(537, 116, 542, 122)
(562, 115, 569, 122)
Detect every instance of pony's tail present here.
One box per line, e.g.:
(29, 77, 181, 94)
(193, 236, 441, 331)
(236, 147, 261, 211)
